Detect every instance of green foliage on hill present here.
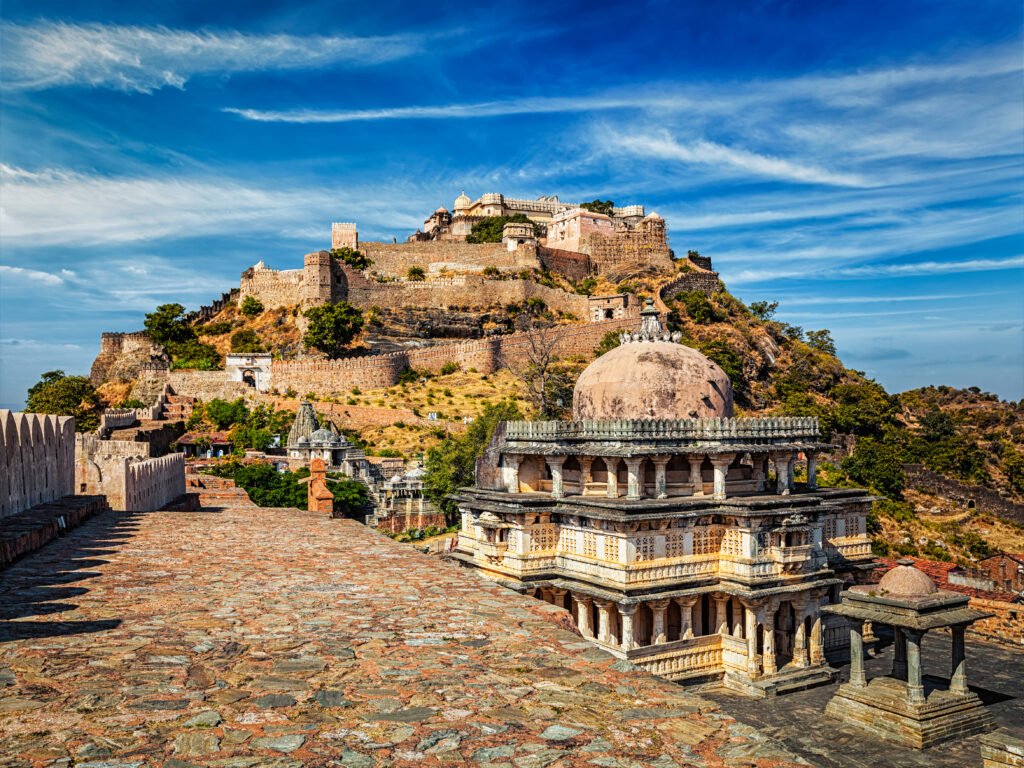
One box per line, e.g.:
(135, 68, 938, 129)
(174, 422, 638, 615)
(579, 199, 615, 216)
(240, 295, 264, 317)
(422, 400, 523, 519)
(230, 329, 265, 353)
(303, 302, 364, 359)
(205, 461, 309, 508)
(330, 247, 372, 271)
(144, 303, 222, 370)
(25, 370, 102, 432)
(406, 266, 425, 281)
(466, 214, 540, 243)
(186, 400, 293, 453)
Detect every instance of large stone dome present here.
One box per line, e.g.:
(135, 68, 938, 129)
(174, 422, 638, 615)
(572, 302, 734, 421)
(875, 559, 938, 597)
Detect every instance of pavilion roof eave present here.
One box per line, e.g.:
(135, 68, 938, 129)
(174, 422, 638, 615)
(500, 441, 832, 456)
(821, 602, 993, 630)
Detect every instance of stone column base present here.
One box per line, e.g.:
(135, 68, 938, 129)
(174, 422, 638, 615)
(824, 678, 995, 749)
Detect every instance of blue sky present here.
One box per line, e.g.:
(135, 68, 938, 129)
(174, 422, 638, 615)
(1, 0, 1022, 409)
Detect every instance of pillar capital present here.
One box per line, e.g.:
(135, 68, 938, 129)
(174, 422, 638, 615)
(544, 455, 566, 468)
(648, 598, 671, 610)
(617, 602, 639, 616)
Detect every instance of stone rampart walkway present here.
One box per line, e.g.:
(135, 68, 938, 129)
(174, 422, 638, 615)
(1, 505, 806, 767)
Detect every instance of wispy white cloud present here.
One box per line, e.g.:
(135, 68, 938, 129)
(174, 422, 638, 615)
(730, 255, 1024, 285)
(0, 21, 420, 93)
(0, 265, 68, 286)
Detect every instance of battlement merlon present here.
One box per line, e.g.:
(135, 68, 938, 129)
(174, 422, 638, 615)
(331, 222, 359, 250)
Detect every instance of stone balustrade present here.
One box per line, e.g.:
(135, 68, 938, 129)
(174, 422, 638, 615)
(504, 416, 821, 443)
(627, 634, 723, 679)
(99, 408, 138, 433)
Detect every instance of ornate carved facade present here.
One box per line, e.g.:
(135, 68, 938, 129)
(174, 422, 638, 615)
(454, 307, 875, 696)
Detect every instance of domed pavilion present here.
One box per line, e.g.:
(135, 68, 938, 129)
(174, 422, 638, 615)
(822, 559, 995, 747)
(454, 304, 876, 696)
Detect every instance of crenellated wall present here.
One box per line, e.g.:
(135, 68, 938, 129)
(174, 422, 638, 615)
(90, 332, 169, 385)
(124, 453, 186, 512)
(361, 241, 538, 277)
(1, 410, 76, 519)
(271, 317, 636, 395)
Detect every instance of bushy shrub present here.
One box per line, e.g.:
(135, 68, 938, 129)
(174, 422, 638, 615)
(240, 295, 264, 317)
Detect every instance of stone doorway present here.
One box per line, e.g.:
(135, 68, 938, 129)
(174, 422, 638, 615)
(775, 601, 797, 668)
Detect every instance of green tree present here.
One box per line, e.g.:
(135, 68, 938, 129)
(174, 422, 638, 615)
(328, 476, 370, 519)
(1003, 445, 1024, 494)
(423, 401, 523, 519)
(302, 302, 364, 359)
(171, 340, 222, 370)
(466, 214, 539, 243)
(25, 370, 102, 432)
(406, 266, 426, 281)
(330, 247, 372, 270)
(841, 437, 905, 498)
(748, 300, 778, 321)
(240, 295, 264, 317)
(144, 303, 194, 346)
(230, 422, 274, 452)
(675, 291, 722, 324)
(204, 398, 249, 430)
(595, 329, 622, 357)
(206, 462, 308, 508)
(579, 199, 615, 216)
(830, 380, 898, 438)
(805, 329, 837, 356)
(230, 329, 265, 353)
(697, 340, 745, 394)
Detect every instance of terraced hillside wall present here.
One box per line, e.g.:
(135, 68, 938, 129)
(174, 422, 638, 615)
(361, 241, 538, 276)
(271, 317, 635, 396)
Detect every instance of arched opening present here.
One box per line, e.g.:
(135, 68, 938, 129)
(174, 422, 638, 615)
(517, 456, 546, 493)
(666, 454, 689, 496)
(667, 599, 682, 641)
(775, 602, 795, 667)
(700, 593, 712, 636)
(241, 370, 256, 388)
(642, 459, 656, 496)
(591, 457, 608, 484)
(637, 602, 654, 646)
(563, 456, 581, 494)
(700, 457, 714, 494)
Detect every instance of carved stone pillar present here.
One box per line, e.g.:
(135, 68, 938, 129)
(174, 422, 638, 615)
(575, 594, 594, 639)
(810, 614, 825, 665)
(653, 456, 670, 499)
(762, 607, 777, 675)
(710, 455, 734, 500)
(753, 454, 766, 492)
(744, 604, 760, 675)
(594, 599, 613, 644)
(793, 603, 809, 667)
(650, 599, 670, 645)
(505, 454, 522, 494)
(892, 628, 907, 680)
(849, 622, 866, 687)
(549, 588, 567, 610)
(806, 451, 818, 490)
(713, 593, 730, 634)
(545, 456, 566, 499)
(625, 458, 643, 500)
(950, 625, 968, 696)
(619, 604, 638, 651)
(580, 457, 593, 494)
(676, 596, 697, 640)
(604, 458, 619, 498)
(905, 629, 926, 705)
(688, 456, 704, 496)
(774, 455, 792, 495)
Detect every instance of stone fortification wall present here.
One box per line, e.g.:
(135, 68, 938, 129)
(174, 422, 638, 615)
(582, 230, 673, 274)
(904, 464, 1024, 526)
(240, 264, 306, 308)
(967, 597, 1023, 648)
(90, 332, 168, 385)
(271, 317, 635, 396)
(361, 241, 538, 277)
(75, 433, 151, 510)
(660, 270, 722, 300)
(1, 410, 76, 520)
(167, 371, 256, 403)
(186, 289, 240, 324)
(350, 276, 590, 317)
(538, 247, 592, 282)
(124, 453, 186, 512)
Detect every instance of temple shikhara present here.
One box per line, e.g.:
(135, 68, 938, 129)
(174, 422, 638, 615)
(454, 301, 876, 696)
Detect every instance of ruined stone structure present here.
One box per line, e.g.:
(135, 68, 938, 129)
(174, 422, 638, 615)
(239, 251, 348, 310)
(823, 559, 995, 748)
(904, 463, 1024, 527)
(1, 410, 76, 520)
(369, 464, 446, 534)
(75, 431, 186, 512)
(90, 332, 169, 385)
(307, 457, 335, 515)
(454, 308, 875, 695)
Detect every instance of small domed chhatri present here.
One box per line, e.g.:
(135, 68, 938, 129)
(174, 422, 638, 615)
(573, 299, 733, 420)
(873, 558, 938, 597)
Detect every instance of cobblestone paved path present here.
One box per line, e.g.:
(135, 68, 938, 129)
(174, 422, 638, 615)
(1, 507, 806, 767)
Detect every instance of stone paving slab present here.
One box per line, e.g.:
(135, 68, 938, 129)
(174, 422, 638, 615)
(0, 506, 807, 767)
(705, 626, 1024, 768)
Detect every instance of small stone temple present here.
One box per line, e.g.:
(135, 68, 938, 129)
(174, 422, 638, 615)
(286, 402, 369, 478)
(823, 558, 995, 748)
(454, 301, 876, 696)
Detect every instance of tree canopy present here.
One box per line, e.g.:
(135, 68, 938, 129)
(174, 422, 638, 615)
(143, 303, 220, 370)
(25, 370, 102, 432)
(466, 214, 540, 243)
(330, 247, 372, 271)
(579, 199, 615, 216)
(422, 400, 523, 519)
(302, 302, 364, 359)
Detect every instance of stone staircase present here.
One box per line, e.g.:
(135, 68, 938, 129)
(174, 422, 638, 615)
(160, 392, 196, 422)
